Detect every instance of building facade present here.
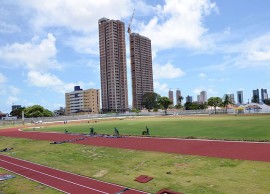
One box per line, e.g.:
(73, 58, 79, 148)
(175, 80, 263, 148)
(130, 33, 153, 109)
(168, 90, 174, 105)
(12, 105, 21, 111)
(98, 18, 128, 112)
(176, 89, 181, 105)
(65, 86, 100, 115)
(261, 88, 268, 102)
(253, 89, 260, 103)
(199, 91, 207, 103)
(224, 94, 235, 104)
(186, 95, 193, 103)
(237, 91, 244, 105)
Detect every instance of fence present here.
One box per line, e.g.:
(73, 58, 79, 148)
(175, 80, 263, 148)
(1, 108, 270, 126)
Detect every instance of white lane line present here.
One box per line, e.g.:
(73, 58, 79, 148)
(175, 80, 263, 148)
(0, 166, 68, 194)
(0, 159, 108, 194)
(127, 136, 270, 144)
(0, 155, 149, 194)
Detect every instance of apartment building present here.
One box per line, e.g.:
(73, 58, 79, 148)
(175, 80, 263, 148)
(65, 86, 100, 115)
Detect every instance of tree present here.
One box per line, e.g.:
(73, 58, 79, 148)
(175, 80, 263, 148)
(10, 107, 25, 118)
(208, 97, 222, 114)
(24, 105, 53, 118)
(223, 94, 233, 113)
(174, 104, 183, 109)
(184, 102, 207, 110)
(177, 95, 184, 105)
(142, 92, 161, 111)
(251, 94, 259, 103)
(263, 99, 270, 106)
(184, 102, 192, 110)
(158, 97, 172, 114)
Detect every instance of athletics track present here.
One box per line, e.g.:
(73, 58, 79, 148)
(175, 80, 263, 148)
(0, 127, 270, 193)
(0, 127, 269, 162)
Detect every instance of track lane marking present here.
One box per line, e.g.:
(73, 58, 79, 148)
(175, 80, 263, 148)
(0, 159, 108, 194)
(0, 166, 68, 194)
(0, 155, 148, 194)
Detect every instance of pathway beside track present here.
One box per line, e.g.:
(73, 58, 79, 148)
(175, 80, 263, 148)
(0, 128, 270, 162)
(0, 154, 148, 194)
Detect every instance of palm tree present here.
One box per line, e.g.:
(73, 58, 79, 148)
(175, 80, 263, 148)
(223, 95, 233, 113)
(177, 95, 184, 105)
(251, 94, 259, 103)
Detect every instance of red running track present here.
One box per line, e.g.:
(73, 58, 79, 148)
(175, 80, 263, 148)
(0, 154, 148, 194)
(1, 128, 270, 162)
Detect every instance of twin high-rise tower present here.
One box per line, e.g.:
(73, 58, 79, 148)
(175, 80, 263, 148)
(130, 33, 154, 109)
(98, 18, 153, 112)
(98, 18, 128, 112)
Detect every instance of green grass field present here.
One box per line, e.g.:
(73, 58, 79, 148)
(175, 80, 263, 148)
(0, 137, 270, 194)
(29, 115, 270, 141)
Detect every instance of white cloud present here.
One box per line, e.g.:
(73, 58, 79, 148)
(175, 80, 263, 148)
(0, 33, 61, 70)
(139, 0, 217, 50)
(199, 73, 207, 79)
(154, 81, 169, 95)
(66, 35, 99, 55)
(0, 21, 20, 34)
(8, 85, 21, 96)
(0, 73, 7, 83)
(6, 96, 20, 105)
(193, 88, 203, 95)
(154, 62, 185, 79)
(246, 34, 270, 62)
(223, 26, 231, 35)
(27, 71, 93, 93)
(18, 0, 132, 33)
(207, 88, 218, 96)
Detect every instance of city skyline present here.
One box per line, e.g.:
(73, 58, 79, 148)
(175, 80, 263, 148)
(1, 1, 270, 113)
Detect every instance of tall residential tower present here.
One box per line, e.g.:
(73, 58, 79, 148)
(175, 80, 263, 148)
(176, 89, 181, 105)
(130, 33, 153, 109)
(168, 90, 174, 105)
(237, 91, 243, 105)
(98, 18, 128, 112)
(261, 88, 268, 102)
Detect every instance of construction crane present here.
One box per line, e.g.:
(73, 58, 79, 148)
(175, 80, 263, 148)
(127, 9, 135, 34)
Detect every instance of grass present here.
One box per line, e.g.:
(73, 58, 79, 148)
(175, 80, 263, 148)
(0, 168, 60, 194)
(0, 136, 270, 194)
(27, 115, 270, 141)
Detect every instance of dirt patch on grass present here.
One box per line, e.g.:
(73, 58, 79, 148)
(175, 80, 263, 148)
(93, 170, 108, 178)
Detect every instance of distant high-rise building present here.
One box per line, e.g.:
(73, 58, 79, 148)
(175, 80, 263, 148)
(98, 18, 128, 112)
(176, 89, 181, 105)
(252, 89, 260, 103)
(130, 33, 153, 109)
(168, 90, 174, 105)
(186, 95, 192, 103)
(261, 88, 268, 102)
(224, 94, 235, 104)
(237, 91, 244, 105)
(200, 91, 207, 103)
(12, 105, 21, 111)
(65, 86, 100, 115)
(197, 95, 201, 102)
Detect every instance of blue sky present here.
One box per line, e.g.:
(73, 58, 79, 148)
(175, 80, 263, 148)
(1, 0, 270, 113)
